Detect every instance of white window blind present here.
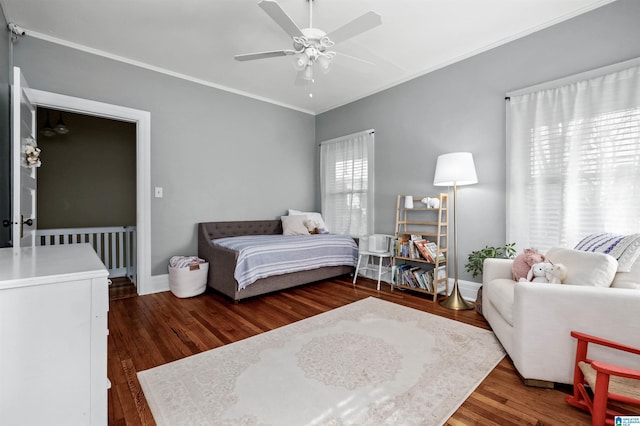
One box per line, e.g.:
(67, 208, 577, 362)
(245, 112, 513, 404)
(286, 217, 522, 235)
(507, 61, 640, 251)
(320, 130, 374, 237)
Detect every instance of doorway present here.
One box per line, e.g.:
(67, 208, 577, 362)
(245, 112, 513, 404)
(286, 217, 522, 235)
(36, 107, 137, 292)
(26, 88, 152, 295)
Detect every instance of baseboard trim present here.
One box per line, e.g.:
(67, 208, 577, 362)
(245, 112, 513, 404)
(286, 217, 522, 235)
(446, 279, 482, 302)
(141, 274, 482, 300)
(140, 274, 170, 295)
(522, 378, 555, 389)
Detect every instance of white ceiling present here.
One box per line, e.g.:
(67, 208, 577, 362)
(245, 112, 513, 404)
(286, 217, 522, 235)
(2, 0, 614, 115)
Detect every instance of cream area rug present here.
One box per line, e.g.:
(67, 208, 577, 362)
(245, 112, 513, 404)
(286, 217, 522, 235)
(138, 297, 505, 426)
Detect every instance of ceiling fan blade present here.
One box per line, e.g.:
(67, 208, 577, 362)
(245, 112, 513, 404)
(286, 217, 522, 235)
(334, 52, 375, 67)
(234, 50, 296, 61)
(326, 11, 382, 45)
(337, 40, 407, 73)
(258, 0, 304, 38)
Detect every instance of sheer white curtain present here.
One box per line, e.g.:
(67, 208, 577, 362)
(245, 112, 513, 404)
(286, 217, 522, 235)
(320, 130, 374, 237)
(507, 60, 640, 251)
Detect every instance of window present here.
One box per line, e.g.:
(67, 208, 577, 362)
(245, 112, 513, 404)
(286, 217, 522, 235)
(320, 130, 374, 237)
(507, 60, 640, 251)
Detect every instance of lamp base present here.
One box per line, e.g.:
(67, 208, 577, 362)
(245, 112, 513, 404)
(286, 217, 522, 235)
(439, 281, 474, 310)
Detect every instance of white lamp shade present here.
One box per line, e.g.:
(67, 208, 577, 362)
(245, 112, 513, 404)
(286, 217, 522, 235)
(433, 152, 478, 186)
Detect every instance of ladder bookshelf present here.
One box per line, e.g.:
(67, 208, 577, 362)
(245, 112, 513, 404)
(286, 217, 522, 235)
(392, 193, 449, 301)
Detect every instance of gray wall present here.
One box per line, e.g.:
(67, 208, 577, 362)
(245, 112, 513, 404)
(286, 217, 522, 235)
(36, 108, 136, 229)
(0, 8, 10, 247)
(316, 0, 640, 282)
(8, 0, 640, 278)
(13, 38, 315, 275)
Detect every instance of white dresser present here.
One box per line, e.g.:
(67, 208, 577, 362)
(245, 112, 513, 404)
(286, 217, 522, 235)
(0, 244, 109, 426)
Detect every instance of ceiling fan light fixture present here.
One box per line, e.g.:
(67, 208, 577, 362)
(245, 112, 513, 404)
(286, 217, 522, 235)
(317, 55, 331, 72)
(303, 66, 314, 81)
(294, 54, 308, 70)
(304, 46, 318, 62)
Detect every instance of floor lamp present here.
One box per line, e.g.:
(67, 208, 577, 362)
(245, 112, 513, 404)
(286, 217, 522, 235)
(433, 152, 478, 310)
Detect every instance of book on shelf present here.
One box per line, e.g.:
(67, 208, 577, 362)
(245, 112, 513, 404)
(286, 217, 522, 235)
(396, 236, 407, 257)
(412, 268, 424, 290)
(424, 242, 438, 262)
(408, 239, 446, 263)
(393, 264, 410, 286)
(413, 239, 433, 262)
(430, 265, 447, 293)
(393, 264, 439, 292)
(435, 265, 447, 280)
(425, 242, 446, 263)
(396, 236, 424, 260)
(402, 269, 417, 288)
(416, 269, 432, 291)
(410, 267, 426, 290)
(408, 241, 417, 259)
(392, 264, 410, 285)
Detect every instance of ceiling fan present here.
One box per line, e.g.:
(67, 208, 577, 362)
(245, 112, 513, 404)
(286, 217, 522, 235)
(234, 0, 382, 85)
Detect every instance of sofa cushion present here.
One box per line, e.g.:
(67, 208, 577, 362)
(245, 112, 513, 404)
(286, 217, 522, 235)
(546, 247, 618, 287)
(488, 278, 516, 326)
(612, 257, 640, 290)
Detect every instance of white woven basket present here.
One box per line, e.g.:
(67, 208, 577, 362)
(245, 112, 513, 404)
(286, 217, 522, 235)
(168, 262, 209, 298)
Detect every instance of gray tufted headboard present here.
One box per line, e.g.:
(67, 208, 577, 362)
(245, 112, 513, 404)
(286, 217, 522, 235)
(199, 220, 283, 240)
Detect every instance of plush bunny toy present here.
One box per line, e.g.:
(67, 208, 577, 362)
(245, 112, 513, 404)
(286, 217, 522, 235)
(512, 248, 546, 281)
(545, 263, 567, 284)
(520, 262, 549, 283)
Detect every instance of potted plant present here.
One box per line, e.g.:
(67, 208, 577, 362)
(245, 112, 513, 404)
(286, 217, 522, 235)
(465, 243, 516, 278)
(465, 243, 516, 316)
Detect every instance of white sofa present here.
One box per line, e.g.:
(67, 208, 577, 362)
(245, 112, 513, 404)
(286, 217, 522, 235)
(482, 247, 640, 386)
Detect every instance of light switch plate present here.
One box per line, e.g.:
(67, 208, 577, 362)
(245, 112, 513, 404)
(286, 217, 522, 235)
(154, 187, 163, 198)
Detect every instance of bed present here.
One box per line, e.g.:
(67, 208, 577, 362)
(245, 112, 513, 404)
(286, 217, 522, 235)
(197, 220, 357, 301)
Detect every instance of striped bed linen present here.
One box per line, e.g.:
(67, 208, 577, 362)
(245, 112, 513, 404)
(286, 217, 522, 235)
(575, 232, 640, 272)
(212, 234, 358, 290)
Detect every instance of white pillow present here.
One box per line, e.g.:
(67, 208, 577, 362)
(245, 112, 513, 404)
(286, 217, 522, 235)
(545, 247, 618, 287)
(281, 215, 310, 236)
(288, 209, 328, 232)
(616, 234, 640, 272)
(611, 257, 640, 290)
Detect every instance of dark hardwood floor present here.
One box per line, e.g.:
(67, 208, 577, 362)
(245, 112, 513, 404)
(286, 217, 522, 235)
(109, 276, 138, 301)
(107, 276, 592, 425)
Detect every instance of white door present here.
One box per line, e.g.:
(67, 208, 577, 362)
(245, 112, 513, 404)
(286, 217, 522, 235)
(11, 66, 37, 246)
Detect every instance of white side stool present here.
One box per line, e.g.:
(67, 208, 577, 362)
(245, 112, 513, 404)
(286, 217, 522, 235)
(353, 234, 395, 290)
